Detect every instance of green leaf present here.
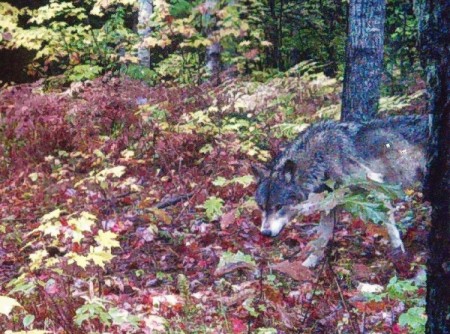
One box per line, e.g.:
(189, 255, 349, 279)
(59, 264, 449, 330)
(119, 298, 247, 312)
(217, 250, 256, 269)
(232, 175, 254, 187)
(343, 193, 388, 224)
(23, 314, 35, 328)
(398, 307, 426, 334)
(201, 196, 224, 221)
(212, 176, 228, 187)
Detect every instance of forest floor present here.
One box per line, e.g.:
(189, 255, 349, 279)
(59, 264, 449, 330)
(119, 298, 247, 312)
(0, 71, 429, 333)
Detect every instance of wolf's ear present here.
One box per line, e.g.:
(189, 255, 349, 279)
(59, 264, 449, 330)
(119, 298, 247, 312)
(251, 164, 269, 181)
(282, 160, 296, 183)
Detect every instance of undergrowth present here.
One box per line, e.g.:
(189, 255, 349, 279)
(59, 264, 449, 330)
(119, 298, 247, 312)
(0, 70, 428, 333)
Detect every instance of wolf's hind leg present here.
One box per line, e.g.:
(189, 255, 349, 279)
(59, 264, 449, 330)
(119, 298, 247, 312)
(302, 211, 335, 268)
(385, 204, 405, 252)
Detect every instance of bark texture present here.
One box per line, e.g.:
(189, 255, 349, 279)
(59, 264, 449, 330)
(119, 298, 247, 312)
(137, 0, 153, 68)
(206, 41, 222, 86)
(416, 0, 450, 332)
(341, 0, 386, 122)
(204, 0, 222, 86)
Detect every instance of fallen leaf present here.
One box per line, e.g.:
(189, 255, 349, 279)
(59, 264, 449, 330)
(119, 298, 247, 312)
(271, 259, 314, 282)
(220, 209, 236, 230)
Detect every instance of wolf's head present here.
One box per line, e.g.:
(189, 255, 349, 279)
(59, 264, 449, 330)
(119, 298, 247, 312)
(252, 160, 308, 237)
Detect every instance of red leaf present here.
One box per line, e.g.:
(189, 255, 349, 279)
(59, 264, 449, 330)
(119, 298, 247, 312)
(231, 317, 247, 333)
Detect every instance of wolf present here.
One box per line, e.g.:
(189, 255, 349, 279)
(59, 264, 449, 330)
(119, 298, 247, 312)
(252, 115, 428, 267)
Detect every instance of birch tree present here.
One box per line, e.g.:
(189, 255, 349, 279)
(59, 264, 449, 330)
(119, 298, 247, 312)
(137, 0, 153, 68)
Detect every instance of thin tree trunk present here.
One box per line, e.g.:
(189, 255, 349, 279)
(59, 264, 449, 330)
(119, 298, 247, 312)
(341, 0, 386, 122)
(137, 0, 153, 68)
(416, 0, 450, 332)
(205, 0, 222, 86)
(206, 41, 221, 86)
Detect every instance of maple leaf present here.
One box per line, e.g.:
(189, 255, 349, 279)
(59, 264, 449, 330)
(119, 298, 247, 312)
(41, 208, 63, 222)
(29, 249, 48, 271)
(95, 230, 120, 249)
(88, 246, 114, 268)
(70, 230, 84, 244)
(68, 215, 95, 232)
(66, 252, 90, 269)
(39, 221, 62, 237)
(200, 196, 224, 221)
(95, 166, 126, 181)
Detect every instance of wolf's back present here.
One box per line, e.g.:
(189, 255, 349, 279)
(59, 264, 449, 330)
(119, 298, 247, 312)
(355, 115, 428, 186)
(359, 115, 428, 145)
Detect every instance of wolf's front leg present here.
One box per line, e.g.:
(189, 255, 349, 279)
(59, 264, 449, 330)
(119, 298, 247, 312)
(302, 211, 335, 268)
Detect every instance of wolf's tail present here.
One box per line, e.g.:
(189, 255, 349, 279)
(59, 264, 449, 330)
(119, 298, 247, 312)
(363, 115, 428, 144)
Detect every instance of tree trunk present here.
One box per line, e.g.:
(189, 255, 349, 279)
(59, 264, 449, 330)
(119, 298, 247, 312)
(416, 0, 450, 332)
(341, 0, 386, 122)
(137, 0, 153, 68)
(206, 41, 221, 86)
(204, 0, 222, 86)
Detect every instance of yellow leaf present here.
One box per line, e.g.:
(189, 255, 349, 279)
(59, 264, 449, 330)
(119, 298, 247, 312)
(38, 221, 62, 237)
(66, 252, 90, 269)
(96, 166, 126, 179)
(28, 172, 39, 182)
(68, 218, 88, 232)
(29, 250, 48, 271)
(70, 230, 84, 244)
(41, 209, 62, 222)
(121, 149, 135, 159)
(95, 230, 120, 249)
(0, 296, 22, 316)
(88, 246, 114, 268)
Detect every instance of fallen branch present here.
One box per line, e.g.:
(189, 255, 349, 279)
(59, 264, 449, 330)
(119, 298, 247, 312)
(156, 192, 194, 209)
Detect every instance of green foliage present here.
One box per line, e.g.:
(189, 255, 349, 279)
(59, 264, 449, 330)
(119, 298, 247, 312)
(67, 64, 103, 82)
(384, 0, 421, 93)
(217, 250, 256, 269)
(75, 296, 141, 328)
(213, 175, 254, 187)
(0, 0, 137, 81)
(201, 196, 224, 221)
(366, 274, 427, 334)
(399, 307, 427, 334)
(379, 90, 425, 113)
(300, 176, 404, 225)
(121, 63, 158, 85)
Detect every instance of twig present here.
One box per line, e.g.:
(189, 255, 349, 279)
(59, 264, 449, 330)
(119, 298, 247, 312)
(301, 208, 338, 326)
(156, 192, 194, 209)
(301, 257, 328, 325)
(328, 263, 359, 334)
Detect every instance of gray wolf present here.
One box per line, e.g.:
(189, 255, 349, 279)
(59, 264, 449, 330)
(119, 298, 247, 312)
(253, 115, 427, 267)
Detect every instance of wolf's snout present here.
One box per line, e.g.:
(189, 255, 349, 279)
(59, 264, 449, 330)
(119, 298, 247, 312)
(261, 229, 273, 237)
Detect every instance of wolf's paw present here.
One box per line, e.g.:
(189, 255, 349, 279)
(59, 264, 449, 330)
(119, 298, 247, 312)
(388, 248, 413, 276)
(302, 254, 321, 268)
(367, 170, 384, 183)
(391, 239, 405, 253)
